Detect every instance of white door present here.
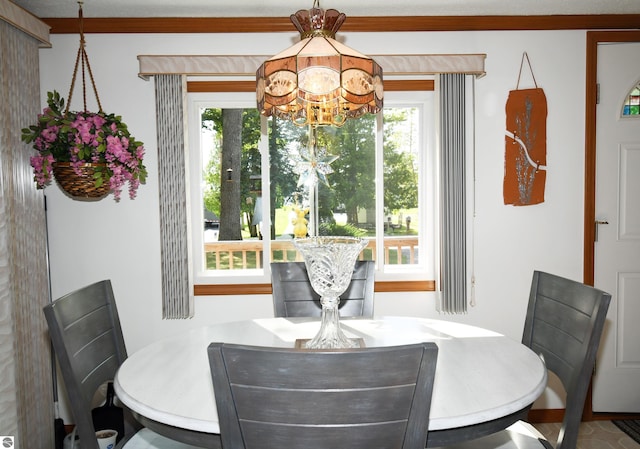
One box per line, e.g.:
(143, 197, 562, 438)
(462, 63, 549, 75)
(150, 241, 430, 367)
(592, 42, 640, 412)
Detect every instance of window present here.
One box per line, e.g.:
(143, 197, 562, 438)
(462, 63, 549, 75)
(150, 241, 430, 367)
(622, 80, 640, 116)
(188, 90, 435, 288)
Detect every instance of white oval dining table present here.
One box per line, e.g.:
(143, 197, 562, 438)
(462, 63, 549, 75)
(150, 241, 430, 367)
(114, 316, 547, 448)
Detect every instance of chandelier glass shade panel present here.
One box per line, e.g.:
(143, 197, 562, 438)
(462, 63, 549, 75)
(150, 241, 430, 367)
(256, 7, 383, 127)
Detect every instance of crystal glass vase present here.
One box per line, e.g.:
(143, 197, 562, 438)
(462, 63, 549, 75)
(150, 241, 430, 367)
(293, 236, 368, 349)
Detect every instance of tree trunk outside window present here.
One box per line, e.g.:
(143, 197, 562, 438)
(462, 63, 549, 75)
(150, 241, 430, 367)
(218, 109, 243, 241)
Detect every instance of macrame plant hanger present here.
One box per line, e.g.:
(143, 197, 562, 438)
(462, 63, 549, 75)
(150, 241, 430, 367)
(66, 1, 103, 114)
(51, 1, 111, 199)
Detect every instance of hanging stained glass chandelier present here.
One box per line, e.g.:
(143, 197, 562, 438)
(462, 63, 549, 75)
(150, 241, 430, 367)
(256, 0, 383, 127)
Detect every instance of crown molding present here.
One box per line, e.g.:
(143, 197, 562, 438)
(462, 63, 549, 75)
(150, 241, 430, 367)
(43, 14, 640, 34)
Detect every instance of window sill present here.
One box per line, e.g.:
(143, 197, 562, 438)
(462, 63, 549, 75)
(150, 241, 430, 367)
(194, 280, 435, 296)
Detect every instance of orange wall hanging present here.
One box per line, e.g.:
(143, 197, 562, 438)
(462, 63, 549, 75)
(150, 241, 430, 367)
(504, 52, 547, 206)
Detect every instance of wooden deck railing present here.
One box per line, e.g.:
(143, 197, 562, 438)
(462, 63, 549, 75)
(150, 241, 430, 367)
(203, 236, 419, 270)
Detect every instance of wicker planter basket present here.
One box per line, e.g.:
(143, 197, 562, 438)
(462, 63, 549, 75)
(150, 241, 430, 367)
(53, 162, 110, 199)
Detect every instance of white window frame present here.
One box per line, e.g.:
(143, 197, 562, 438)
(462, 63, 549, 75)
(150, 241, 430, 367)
(187, 90, 436, 286)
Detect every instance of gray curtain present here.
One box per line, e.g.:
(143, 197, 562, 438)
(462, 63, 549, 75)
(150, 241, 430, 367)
(0, 20, 54, 447)
(155, 74, 193, 319)
(438, 73, 469, 314)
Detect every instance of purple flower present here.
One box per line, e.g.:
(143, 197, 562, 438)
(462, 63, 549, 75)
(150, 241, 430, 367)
(30, 154, 55, 188)
(72, 116, 95, 145)
(41, 125, 59, 143)
(106, 135, 128, 162)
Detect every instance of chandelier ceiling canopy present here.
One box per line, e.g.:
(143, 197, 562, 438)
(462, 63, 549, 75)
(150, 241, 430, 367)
(256, 3, 384, 127)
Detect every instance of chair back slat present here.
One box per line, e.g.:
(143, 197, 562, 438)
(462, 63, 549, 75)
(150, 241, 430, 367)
(271, 261, 375, 317)
(240, 421, 410, 449)
(208, 342, 438, 449)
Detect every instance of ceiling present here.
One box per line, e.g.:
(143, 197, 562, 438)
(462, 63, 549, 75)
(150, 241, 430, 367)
(11, 0, 640, 19)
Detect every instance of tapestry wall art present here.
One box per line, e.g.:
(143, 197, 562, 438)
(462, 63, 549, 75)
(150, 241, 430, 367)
(504, 52, 547, 206)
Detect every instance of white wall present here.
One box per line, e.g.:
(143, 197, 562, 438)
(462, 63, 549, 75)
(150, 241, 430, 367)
(39, 29, 586, 419)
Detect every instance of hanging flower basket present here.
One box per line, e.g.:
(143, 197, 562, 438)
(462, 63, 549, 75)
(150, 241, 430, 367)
(22, 91, 147, 201)
(21, 3, 146, 201)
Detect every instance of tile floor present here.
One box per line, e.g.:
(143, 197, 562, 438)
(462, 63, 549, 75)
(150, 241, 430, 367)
(535, 421, 640, 449)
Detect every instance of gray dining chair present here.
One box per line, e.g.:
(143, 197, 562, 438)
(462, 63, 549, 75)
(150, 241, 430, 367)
(434, 270, 611, 449)
(44, 280, 199, 449)
(208, 341, 438, 449)
(271, 260, 375, 317)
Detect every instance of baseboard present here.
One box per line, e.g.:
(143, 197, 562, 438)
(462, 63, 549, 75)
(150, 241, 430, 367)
(592, 412, 640, 421)
(528, 409, 565, 423)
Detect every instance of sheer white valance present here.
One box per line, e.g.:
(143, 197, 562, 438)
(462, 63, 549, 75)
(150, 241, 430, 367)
(138, 54, 485, 79)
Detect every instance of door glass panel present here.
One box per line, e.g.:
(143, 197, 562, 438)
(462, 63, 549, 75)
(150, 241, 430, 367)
(622, 81, 640, 116)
